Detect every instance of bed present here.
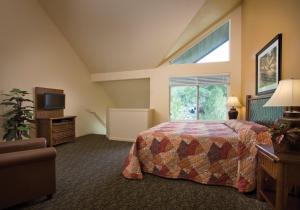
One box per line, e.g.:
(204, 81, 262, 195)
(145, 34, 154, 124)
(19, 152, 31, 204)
(122, 95, 283, 192)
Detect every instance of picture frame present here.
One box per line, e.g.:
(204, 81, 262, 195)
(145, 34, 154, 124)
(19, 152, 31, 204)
(256, 34, 282, 95)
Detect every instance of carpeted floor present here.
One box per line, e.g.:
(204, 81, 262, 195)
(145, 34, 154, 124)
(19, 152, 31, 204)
(12, 135, 271, 210)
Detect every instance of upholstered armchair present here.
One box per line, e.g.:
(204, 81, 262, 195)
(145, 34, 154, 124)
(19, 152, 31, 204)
(0, 138, 56, 209)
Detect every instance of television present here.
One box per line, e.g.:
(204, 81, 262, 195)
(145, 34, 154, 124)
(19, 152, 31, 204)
(43, 93, 65, 110)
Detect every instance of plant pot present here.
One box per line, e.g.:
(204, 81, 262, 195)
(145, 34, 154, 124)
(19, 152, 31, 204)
(272, 141, 290, 155)
(273, 136, 300, 155)
(286, 132, 300, 152)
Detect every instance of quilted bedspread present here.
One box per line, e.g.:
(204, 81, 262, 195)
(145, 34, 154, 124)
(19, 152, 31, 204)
(122, 120, 272, 192)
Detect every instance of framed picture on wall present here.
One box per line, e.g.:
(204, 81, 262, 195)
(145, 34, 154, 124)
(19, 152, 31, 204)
(256, 33, 282, 95)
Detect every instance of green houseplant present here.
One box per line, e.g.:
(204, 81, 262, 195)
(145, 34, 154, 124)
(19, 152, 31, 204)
(269, 121, 300, 154)
(0, 88, 34, 140)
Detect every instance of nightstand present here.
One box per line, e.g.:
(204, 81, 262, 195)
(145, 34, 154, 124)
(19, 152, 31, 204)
(256, 144, 300, 210)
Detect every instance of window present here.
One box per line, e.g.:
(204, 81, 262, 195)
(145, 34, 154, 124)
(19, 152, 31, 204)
(170, 75, 229, 121)
(196, 41, 229, 63)
(171, 22, 230, 64)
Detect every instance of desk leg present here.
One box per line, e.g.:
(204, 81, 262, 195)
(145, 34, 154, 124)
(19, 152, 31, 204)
(275, 164, 288, 210)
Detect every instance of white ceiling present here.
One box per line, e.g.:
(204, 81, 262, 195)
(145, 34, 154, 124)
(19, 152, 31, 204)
(40, 0, 206, 73)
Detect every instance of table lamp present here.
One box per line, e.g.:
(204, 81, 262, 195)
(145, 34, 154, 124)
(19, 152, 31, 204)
(264, 79, 300, 126)
(227, 96, 241, 119)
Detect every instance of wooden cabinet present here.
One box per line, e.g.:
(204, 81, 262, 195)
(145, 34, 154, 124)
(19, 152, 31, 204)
(256, 144, 300, 210)
(37, 116, 76, 146)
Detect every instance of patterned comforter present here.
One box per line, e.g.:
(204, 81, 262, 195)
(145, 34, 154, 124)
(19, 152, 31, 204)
(122, 120, 272, 192)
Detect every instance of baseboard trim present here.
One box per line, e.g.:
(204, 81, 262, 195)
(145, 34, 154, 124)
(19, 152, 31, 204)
(106, 135, 136, 142)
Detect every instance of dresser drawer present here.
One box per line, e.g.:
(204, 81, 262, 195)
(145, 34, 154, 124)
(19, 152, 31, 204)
(53, 131, 75, 145)
(53, 130, 74, 140)
(52, 123, 74, 133)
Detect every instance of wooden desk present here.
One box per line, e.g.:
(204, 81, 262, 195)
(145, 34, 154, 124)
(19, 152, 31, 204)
(256, 144, 300, 210)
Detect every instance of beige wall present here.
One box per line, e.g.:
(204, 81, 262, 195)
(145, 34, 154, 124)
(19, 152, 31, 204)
(150, 6, 242, 125)
(0, 0, 115, 138)
(241, 0, 300, 106)
(101, 79, 150, 108)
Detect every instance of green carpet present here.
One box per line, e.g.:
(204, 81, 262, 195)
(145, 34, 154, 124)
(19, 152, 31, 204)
(12, 135, 271, 210)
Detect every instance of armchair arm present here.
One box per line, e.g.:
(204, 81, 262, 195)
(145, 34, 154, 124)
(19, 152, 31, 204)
(0, 147, 56, 169)
(0, 138, 47, 154)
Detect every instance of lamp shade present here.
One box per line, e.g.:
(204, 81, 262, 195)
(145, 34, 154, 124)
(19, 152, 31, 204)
(264, 79, 300, 107)
(227, 97, 241, 107)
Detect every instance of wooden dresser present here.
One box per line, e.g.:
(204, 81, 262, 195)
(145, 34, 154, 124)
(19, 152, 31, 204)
(37, 116, 76, 146)
(256, 144, 300, 210)
(35, 87, 76, 147)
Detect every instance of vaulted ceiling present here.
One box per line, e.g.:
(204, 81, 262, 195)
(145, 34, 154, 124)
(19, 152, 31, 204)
(39, 0, 206, 73)
(39, 0, 241, 73)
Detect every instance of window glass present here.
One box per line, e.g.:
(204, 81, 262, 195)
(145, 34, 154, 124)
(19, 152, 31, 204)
(171, 22, 230, 64)
(170, 86, 197, 120)
(169, 75, 229, 121)
(196, 41, 229, 63)
(198, 84, 227, 120)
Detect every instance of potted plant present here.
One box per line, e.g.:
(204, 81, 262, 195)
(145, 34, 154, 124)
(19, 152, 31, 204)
(0, 88, 35, 140)
(269, 121, 300, 154)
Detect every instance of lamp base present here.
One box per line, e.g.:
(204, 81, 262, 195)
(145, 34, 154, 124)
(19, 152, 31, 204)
(228, 107, 238, 120)
(283, 111, 300, 118)
(278, 117, 300, 128)
(280, 111, 300, 127)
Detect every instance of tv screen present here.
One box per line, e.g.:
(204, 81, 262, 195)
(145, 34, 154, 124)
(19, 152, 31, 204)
(43, 93, 65, 110)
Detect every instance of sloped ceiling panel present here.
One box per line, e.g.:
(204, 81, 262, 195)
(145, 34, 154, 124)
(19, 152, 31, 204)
(39, 0, 206, 73)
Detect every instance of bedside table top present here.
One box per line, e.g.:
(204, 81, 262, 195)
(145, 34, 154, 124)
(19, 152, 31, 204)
(256, 144, 300, 163)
